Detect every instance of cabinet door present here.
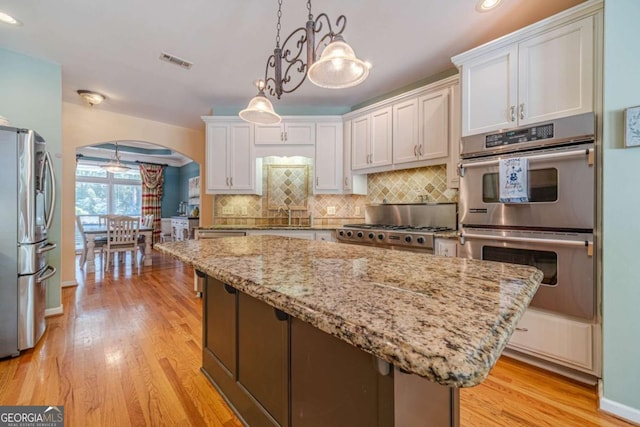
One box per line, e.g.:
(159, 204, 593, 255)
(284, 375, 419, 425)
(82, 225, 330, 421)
(314, 122, 342, 193)
(518, 16, 594, 125)
(238, 292, 289, 426)
(419, 87, 449, 160)
(205, 124, 230, 192)
(447, 82, 461, 189)
(461, 45, 518, 136)
(351, 115, 370, 170)
(370, 107, 393, 168)
(315, 231, 334, 242)
(393, 98, 420, 165)
(290, 317, 393, 427)
(204, 277, 237, 377)
(434, 238, 457, 257)
(285, 122, 315, 145)
(342, 120, 367, 194)
(255, 124, 284, 144)
(228, 124, 254, 191)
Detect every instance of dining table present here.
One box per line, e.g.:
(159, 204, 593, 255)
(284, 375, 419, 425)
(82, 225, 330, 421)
(82, 224, 154, 273)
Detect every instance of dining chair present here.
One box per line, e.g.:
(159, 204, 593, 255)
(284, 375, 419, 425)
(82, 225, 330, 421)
(138, 214, 155, 251)
(76, 215, 107, 269)
(104, 216, 140, 271)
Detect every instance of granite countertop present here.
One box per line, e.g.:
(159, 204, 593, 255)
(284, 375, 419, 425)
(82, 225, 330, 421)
(197, 224, 339, 231)
(156, 236, 541, 388)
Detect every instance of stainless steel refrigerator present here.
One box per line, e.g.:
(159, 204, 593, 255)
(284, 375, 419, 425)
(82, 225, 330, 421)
(0, 125, 56, 358)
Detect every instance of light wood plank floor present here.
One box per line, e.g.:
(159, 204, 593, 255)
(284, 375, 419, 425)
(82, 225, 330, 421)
(0, 251, 635, 426)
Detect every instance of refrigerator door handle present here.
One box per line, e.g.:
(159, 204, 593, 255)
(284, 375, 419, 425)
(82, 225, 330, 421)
(36, 265, 56, 284)
(44, 151, 56, 231)
(37, 242, 57, 254)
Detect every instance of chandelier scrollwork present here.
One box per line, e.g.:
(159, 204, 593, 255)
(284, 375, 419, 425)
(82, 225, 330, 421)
(239, 0, 370, 125)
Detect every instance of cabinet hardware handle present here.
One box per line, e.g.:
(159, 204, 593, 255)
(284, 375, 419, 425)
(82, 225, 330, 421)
(316, 176, 319, 186)
(223, 283, 237, 294)
(225, 177, 229, 186)
(510, 105, 516, 122)
(344, 177, 349, 187)
(414, 145, 418, 157)
(515, 327, 528, 332)
(281, 131, 283, 141)
(519, 103, 525, 120)
(274, 308, 289, 321)
(230, 177, 233, 186)
(284, 131, 288, 141)
(419, 144, 424, 157)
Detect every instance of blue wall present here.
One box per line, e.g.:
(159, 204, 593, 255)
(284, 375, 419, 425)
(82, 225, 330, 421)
(0, 48, 62, 309)
(161, 161, 199, 217)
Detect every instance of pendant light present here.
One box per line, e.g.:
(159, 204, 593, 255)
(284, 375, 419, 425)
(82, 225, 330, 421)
(307, 34, 370, 89)
(101, 142, 131, 173)
(239, 80, 281, 124)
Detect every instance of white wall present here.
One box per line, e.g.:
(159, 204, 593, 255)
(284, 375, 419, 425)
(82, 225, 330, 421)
(601, 0, 640, 421)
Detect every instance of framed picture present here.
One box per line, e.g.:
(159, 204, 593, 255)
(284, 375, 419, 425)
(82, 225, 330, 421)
(624, 105, 640, 148)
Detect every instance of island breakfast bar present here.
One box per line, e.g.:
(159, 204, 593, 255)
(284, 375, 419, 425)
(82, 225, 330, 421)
(156, 235, 542, 427)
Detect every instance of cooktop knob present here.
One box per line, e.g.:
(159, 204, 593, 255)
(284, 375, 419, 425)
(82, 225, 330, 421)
(417, 236, 425, 244)
(357, 231, 364, 238)
(338, 230, 345, 237)
(368, 232, 375, 240)
(346, 231, 353, 238)
(377, 234, 385, 241)
(405, 235, 412, 243)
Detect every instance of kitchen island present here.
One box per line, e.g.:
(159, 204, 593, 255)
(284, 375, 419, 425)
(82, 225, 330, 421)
(156, 235, 542, 427)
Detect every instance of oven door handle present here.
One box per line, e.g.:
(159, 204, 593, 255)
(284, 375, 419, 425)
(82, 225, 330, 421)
(460, 147, 594, 171)
(460, 233, 593, 256)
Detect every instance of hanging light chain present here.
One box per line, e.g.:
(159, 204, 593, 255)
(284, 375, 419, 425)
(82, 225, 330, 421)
(275, 0, 283, 48)
(307, 0, 313, 21)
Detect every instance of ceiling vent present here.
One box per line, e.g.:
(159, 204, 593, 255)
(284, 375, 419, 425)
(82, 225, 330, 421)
(159, 52, 193, 70)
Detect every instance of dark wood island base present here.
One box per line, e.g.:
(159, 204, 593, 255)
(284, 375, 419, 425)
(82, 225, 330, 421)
(202, 274, 459, 427)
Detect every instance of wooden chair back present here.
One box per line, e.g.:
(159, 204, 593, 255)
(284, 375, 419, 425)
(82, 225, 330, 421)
(107, 216, 140, 248)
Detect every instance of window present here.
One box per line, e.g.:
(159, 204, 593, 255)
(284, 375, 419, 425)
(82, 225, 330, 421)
(75, 162, 142, 248)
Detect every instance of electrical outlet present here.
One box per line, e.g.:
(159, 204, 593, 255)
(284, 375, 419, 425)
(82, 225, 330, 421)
(355, 206, 361, 216)
(327, 206, 336, 215)
(222, 206, 233, 215)
(241, 206, 248, 216)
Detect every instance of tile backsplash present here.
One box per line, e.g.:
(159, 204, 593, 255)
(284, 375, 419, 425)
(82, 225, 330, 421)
(213, 162, 458, 225)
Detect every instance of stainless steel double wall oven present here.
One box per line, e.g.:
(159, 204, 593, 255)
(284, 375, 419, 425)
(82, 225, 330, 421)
(458, 113, 596, 320)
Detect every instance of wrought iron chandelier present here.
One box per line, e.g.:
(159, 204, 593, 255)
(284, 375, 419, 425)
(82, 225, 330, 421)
(239, 0, 370, 125)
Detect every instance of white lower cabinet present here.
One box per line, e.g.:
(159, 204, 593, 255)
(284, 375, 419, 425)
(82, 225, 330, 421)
(508, 308, 594, 372)
(434, 238, 457, 257)
(314, 231, 334, 242)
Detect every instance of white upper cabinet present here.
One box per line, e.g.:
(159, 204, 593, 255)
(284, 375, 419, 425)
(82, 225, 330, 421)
(517, 17, 593, 126)
(418, 87, 450, 160)
(342, 120, 367, 195)
(255, 121, 315, 145)
(392, 98, 420, 164)
(314, 121, 342, 193)
(203, 117, 261, 195)
(455, 15, 594, 136)
(352, 107, 393, 171)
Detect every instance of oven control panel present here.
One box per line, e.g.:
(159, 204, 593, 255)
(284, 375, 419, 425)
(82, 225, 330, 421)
(485, 123, 554, 148)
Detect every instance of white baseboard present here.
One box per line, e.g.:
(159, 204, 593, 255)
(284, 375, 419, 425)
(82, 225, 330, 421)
(61, 280, 77, 288)
(600, 397, 640, 424)
(45, 304, 64, 317)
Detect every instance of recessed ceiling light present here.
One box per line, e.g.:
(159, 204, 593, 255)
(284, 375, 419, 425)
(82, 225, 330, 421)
(0, 11, 22, 26)
(476, 0, 503, 12)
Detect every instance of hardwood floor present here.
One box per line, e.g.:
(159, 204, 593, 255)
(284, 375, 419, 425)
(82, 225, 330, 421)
(0, 251, 634, 427)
